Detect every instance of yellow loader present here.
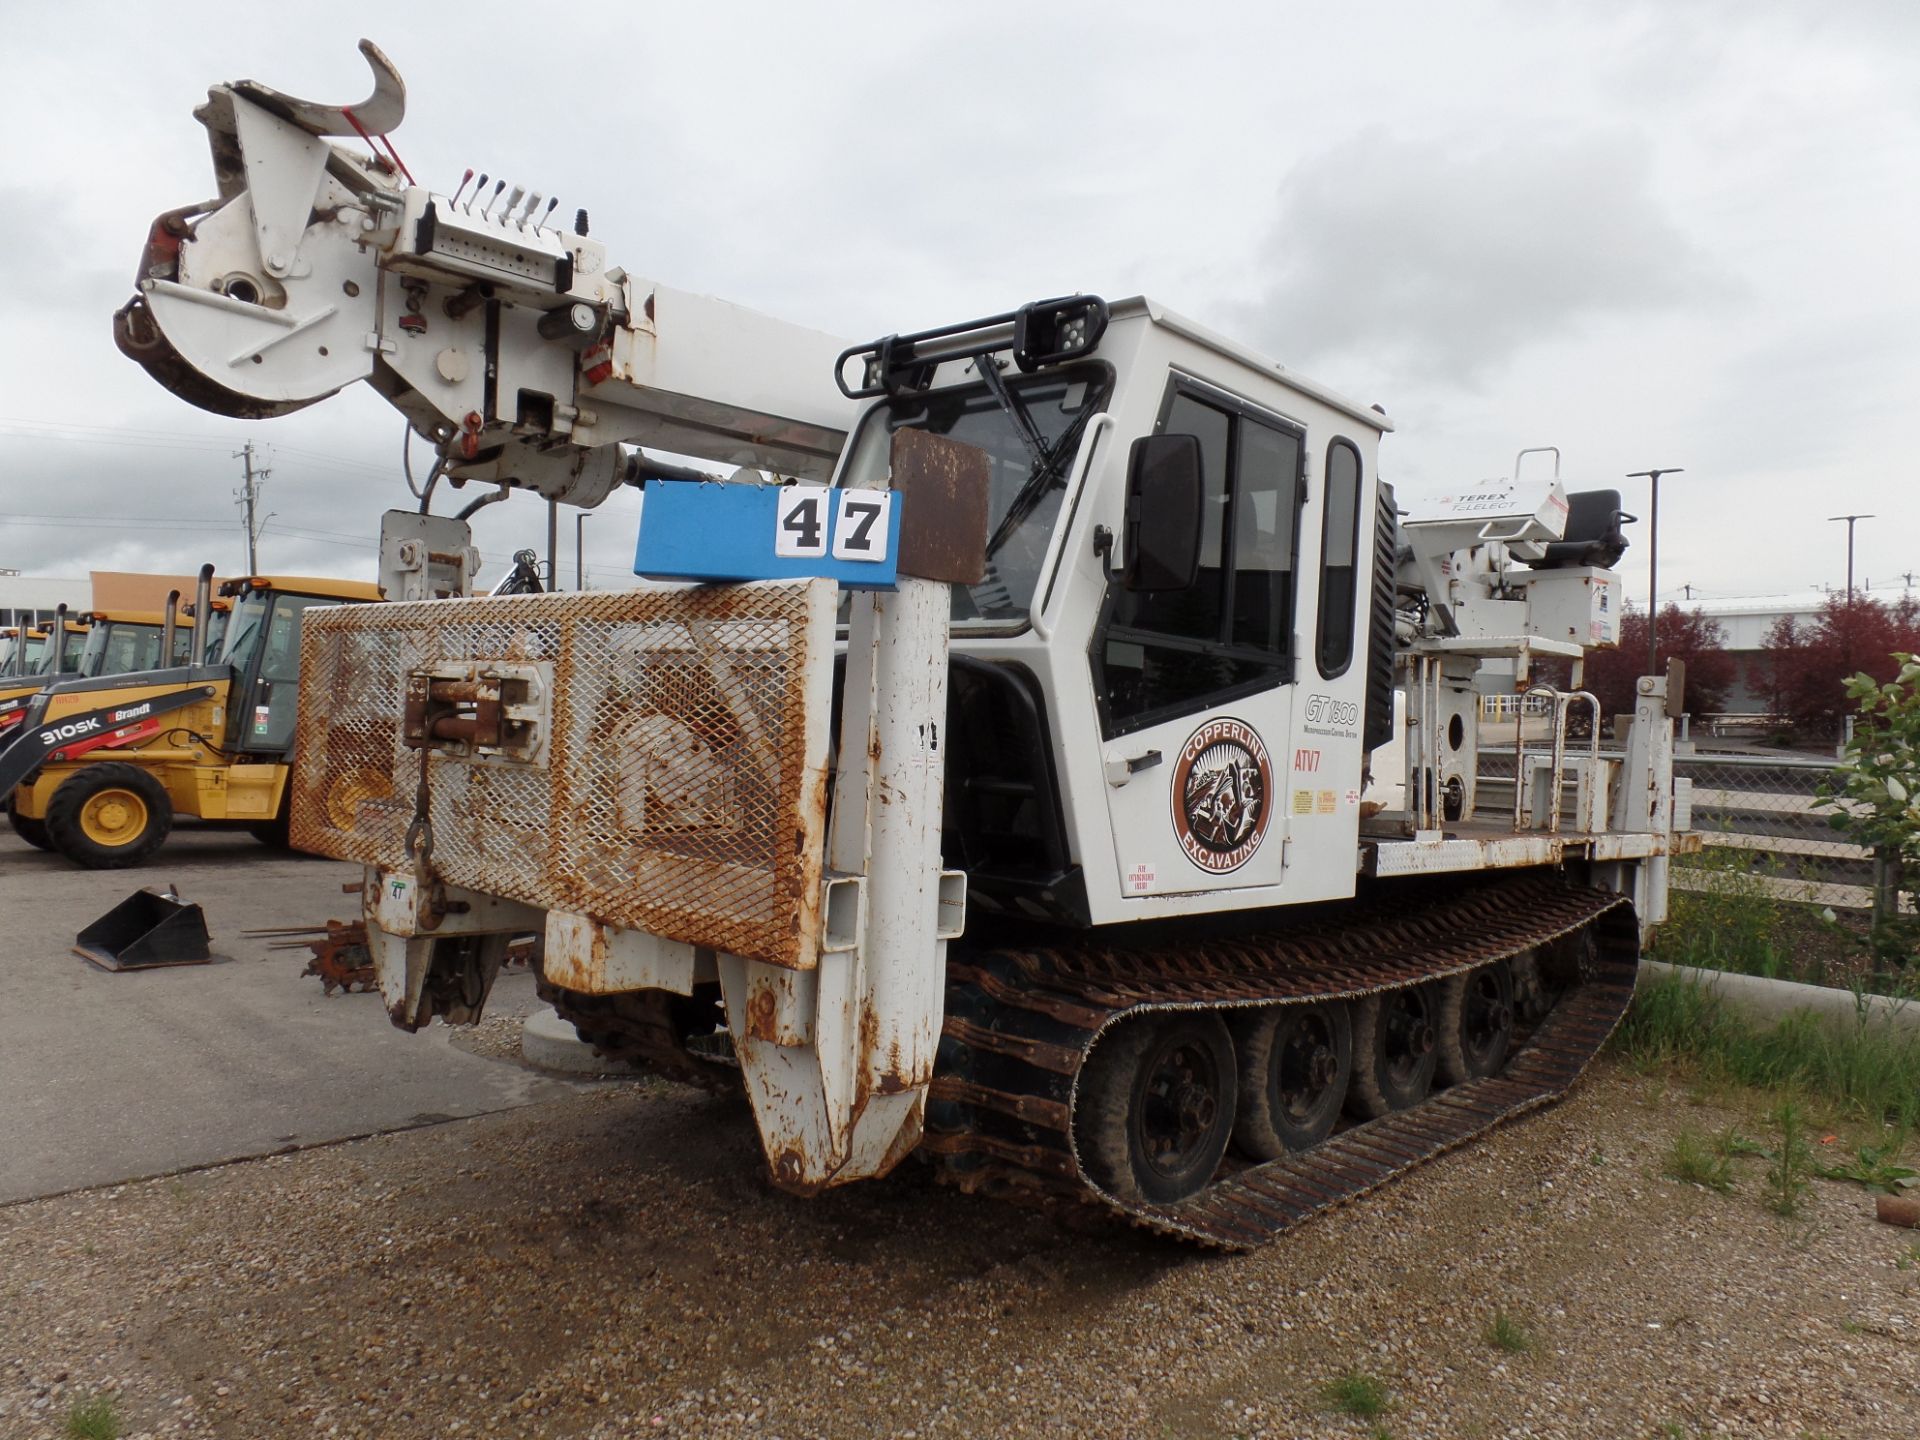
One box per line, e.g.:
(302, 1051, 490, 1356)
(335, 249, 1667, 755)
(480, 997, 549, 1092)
(4, 572, 379, 866)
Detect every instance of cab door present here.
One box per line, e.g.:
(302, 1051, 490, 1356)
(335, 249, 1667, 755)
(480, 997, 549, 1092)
(237, 594, 344, 754)
(1094, 379, 1304, 898)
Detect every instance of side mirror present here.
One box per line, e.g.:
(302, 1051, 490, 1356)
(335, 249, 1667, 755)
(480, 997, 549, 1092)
(1118, 433, 1203, 591)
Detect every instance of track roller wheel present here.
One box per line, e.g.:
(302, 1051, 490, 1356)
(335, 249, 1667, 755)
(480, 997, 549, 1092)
(7, 801, 52, 851)
(1508, 947, 1552, 1024)
(45, 762, 173, 869)
(1077, 1013, 1236, 1205)
(1436, 962, 1515, 1085)
(1230, 1001, 1352, 1160)
(1347, 983, 1439, 1118)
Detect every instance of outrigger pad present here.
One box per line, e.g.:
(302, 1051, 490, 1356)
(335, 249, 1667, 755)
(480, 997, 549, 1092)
(74, 888, 212, 970)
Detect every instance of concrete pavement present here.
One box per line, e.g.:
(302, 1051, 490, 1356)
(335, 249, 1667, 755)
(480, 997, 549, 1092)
(0, 824, 582, 1203)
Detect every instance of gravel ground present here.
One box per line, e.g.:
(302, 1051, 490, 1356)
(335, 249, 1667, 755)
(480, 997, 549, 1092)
(2, 1060, 1915, 1440)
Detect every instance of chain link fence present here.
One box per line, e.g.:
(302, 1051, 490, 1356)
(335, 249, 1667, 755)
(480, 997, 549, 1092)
(1478, 747, 1907, 914)
(1671, 752, 1897, 913)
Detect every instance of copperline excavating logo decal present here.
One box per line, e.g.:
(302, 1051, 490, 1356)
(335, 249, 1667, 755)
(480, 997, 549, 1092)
(1170, 716, 1273, 874)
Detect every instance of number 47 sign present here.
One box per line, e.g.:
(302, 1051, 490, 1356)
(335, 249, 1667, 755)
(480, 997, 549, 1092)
(633, 479, 902, 589)
(775, 489, 893, 563)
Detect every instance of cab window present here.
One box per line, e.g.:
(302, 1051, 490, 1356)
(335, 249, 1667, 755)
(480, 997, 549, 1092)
(1094, 380, 1304, 735)
(1315, 439, 1363, 679)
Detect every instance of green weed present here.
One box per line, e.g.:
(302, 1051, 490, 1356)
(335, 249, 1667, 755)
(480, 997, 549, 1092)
(1814, 1138, 1917, 1193)
(65, 1394, 119, 1440)
(1485, 1310, 1533, 1354)
(1666, 1127, 1736, 1192)
(1320, 1371, 1390, 1419)
(1764, 1102, 1814, 1218)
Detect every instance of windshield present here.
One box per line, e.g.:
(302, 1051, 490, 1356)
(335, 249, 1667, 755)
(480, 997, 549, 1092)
(76, 622, 166, 678)
(220, 591, 273, 670)
(838, 365, 1110, 625)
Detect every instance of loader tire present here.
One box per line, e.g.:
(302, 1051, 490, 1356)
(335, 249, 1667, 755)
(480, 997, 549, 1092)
(7, 801, 52, 851)
(250, 793, 293, 849)
(45, 763, 173, 869)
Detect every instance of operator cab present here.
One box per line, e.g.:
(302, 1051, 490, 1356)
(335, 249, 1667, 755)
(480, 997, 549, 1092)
(181, 596, 233, 665)
(70, 610, 195, 677)
(27, 621, 91, 677)
(216, 576, 383, 752)
(830, 296, 1393, 928)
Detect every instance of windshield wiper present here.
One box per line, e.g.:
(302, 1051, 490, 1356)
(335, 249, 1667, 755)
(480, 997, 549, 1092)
(973, 355, 1097, 559)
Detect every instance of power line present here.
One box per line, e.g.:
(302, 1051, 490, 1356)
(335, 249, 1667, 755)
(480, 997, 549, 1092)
(0, 417, 399, 480)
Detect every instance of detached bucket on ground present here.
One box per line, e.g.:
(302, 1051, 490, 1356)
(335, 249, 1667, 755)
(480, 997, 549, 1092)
(74, 888, 212, 970)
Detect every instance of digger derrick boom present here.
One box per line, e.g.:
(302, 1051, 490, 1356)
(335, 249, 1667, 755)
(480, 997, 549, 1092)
(116, 39, 854, 503)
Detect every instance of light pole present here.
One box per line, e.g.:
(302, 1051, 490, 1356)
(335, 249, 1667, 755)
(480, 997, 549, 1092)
(575, 512, 592, 590)
(1827, 514, 1874, 597)
(1627, 468, 1684, 676)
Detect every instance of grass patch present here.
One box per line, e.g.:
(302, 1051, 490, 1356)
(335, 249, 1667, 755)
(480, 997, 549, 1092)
(1655, 842, 1919, 992)
(1654, 846, 1811, 979)
(1613, 971, 1920, 1130)
(1485, 1310, 1533, 1354)
(1665, 1126, 1740, 1192)
(1320, 1371, 1390, 1419)
(66, 1394, 119, 1440)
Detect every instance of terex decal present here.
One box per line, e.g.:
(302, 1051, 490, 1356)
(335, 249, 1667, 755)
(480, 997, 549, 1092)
(1170, 716, 1273, 875)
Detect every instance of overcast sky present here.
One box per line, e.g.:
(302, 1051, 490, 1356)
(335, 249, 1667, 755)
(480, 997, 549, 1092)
(2, 1, 1915, 605)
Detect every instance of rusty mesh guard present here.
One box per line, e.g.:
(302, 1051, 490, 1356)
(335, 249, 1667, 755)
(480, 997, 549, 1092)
(292, 582, 836, 970)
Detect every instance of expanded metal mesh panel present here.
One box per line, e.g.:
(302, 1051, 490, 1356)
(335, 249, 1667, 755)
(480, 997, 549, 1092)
(293, 582, 835, 969)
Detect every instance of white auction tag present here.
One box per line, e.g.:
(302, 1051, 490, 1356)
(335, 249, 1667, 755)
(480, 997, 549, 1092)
(830, 490, 892, 562)
(773, 488, 829, 557)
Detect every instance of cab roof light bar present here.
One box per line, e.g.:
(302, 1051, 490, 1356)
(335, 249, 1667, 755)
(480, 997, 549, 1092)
(836, 295, 1109, 399)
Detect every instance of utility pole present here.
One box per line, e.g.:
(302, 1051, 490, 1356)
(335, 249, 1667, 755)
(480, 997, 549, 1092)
(1828, 514, 1873, 597)
(234, 441, 270, 574)
(575, 512, 591, 590)
(1627, 468, 1684, 677)
(546, 498, 559, 591)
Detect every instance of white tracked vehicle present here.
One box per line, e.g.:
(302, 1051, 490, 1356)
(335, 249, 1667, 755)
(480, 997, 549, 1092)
(120, 43, 1695, 1246)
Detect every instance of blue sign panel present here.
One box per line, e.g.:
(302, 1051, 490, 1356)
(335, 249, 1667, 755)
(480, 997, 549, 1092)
(632, 480, 900, 589)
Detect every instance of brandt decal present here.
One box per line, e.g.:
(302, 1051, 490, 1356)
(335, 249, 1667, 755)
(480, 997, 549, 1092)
(1170, 716, 1273, 874)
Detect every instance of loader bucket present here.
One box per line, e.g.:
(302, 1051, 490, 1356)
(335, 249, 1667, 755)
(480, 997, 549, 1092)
(74, 888, 212, 970)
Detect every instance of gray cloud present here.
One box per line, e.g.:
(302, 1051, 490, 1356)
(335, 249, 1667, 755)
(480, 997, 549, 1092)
(1243, 127, 1733, 390)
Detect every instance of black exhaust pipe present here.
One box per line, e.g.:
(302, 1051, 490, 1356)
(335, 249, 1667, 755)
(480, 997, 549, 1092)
(48, 604, 69, 676)
(162, 589, 180, 669)
(193, 564, 214, 662)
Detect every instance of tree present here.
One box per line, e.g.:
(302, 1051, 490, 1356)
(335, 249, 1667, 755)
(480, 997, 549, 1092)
(1578, 605, 1734, 720)
(1821, 653, 1920, 961)
(1759, 593, 1920, 737)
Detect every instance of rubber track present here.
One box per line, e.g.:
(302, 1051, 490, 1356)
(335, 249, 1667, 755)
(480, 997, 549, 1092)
(922, 871, 1638, 1249)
